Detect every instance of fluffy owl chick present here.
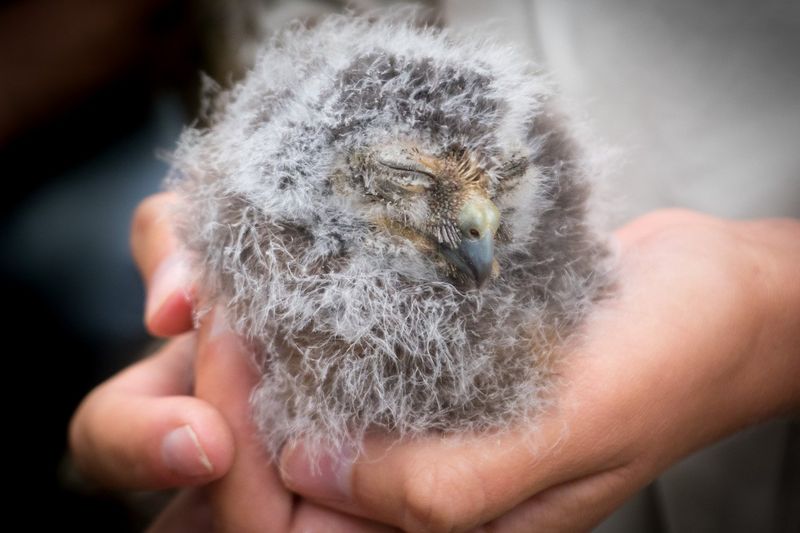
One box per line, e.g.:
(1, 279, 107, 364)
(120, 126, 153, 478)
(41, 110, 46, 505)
(169, 10, 612, 458)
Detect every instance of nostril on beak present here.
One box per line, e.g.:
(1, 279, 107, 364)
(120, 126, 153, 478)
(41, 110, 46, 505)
(458, 195, 500, 242)
(449, 195, 501, 286)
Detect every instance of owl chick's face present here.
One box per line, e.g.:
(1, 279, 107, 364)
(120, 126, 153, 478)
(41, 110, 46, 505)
(335, 140, 528, 288)
(310, 46, 542, 290)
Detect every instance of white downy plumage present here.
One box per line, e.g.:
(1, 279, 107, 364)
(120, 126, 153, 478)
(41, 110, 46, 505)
(169, 9, 612, 458)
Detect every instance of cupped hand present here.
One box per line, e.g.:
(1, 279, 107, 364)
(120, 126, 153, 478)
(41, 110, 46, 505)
(275, 211, 800, 532)
(73, 192, 800, 532)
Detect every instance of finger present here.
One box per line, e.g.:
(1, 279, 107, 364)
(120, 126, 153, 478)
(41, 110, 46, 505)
(195, 307, 293, 532)
(130, 192, 194, 336)
(477, 463, 647, 533)
(290, 502, 401, 533)
(69, 335, 234, 489)
(147, 479, 401, 533)
(147, 488, 214, 533)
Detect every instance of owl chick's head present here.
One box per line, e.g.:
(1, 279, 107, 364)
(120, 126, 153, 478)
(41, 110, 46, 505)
(176, 11, 552, 290)
(327, 44, 547, 289)
(339, 140, 521, 287)
(171, 10, 610, 457)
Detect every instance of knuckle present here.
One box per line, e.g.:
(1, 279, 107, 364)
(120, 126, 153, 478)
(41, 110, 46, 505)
(131, 194, 161, 236)
(130, 193, 174, 249)
(130, 193, 179, 277)
(67, 400, 89, 458)
(130, 200, 157, 257)
(400, 456, 488, 533)
(67, 388, 107, 478)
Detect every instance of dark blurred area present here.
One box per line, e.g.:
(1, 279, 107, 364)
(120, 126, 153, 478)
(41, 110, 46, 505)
(0, 0, 204, 528)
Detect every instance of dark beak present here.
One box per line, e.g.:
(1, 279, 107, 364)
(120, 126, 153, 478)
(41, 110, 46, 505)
(442, 195, 500, 288)
(457, 232, 495, 287)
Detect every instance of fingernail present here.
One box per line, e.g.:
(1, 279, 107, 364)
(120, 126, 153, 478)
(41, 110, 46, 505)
(281, 442, 355, 502)
(146, 253, 190, 324)
(162, 425, 214, 477)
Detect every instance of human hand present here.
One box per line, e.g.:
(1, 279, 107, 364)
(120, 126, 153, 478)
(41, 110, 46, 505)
(273, 210, 800, 532)
(69, 193, 232, 490)
(70, 193, 395, 532)
(77, 193, 799, 532)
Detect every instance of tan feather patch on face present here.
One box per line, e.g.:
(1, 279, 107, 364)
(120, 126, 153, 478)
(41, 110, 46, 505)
(369, 148, 502, 286)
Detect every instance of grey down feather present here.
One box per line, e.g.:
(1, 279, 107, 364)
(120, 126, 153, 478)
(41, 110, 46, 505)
(168, 9, 613, 458)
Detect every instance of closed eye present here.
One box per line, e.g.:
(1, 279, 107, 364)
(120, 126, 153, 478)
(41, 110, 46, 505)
(377, 160, 436, 179)
(376, 160, 435, 191)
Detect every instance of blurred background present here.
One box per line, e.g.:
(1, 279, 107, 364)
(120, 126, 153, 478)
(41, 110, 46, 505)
(0, 1, 197, 528)
(1, 0, 796, 530)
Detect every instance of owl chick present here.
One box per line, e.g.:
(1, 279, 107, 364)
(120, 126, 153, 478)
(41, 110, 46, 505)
(169, 10, 612, 458)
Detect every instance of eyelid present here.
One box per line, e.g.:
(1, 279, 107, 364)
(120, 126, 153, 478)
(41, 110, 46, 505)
(375, 161, 436, 195)
(376, 159, 437, 180)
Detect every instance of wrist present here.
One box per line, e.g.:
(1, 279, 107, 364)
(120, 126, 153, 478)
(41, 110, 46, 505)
(737, 218, 800, 416)
(616, 215, 799, 476)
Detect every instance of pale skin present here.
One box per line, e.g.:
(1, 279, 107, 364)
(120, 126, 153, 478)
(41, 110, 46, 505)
(69, 192, 800, 532)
